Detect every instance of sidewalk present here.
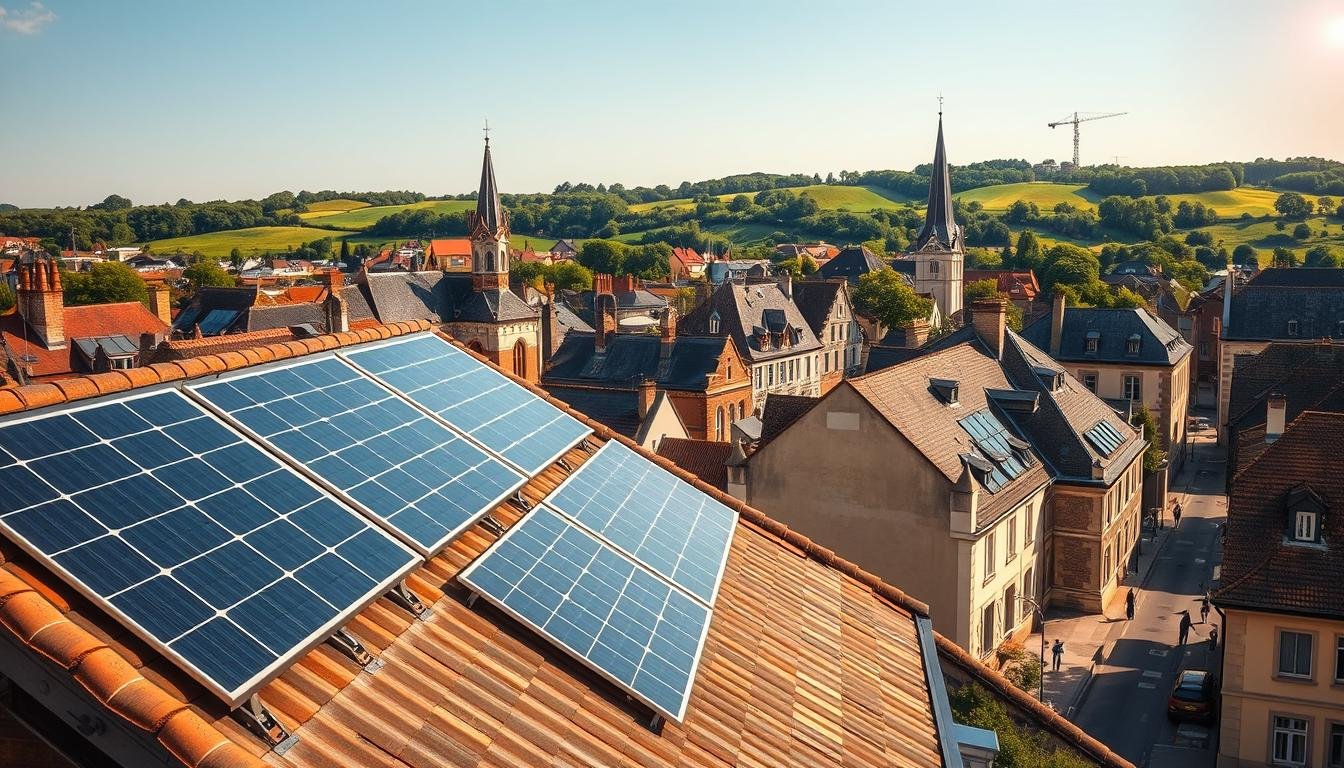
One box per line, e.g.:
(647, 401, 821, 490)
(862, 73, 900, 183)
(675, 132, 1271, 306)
(1026, 449, 1203, 719)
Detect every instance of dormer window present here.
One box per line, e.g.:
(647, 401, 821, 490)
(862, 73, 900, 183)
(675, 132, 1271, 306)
(1295, 510, 1318, 543)
(930, 378, 959, 405)
(1285, 485, 1326, 546)
(709, 311, 720, 334)
(1288, 319, 1299, 337)
(1125, 334, 1141, 356)
(1085, 330, 1099, 354)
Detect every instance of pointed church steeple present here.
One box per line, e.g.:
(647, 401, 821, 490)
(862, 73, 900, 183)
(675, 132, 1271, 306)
(469, 131, 511, 291)
(913, 112, 959, 251)
(469, 134, 507, 238)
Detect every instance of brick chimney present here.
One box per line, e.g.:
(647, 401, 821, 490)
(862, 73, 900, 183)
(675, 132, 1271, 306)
(901, 318, 930, 349)
(1050, 292, 1065, 357)
(971, 298, 1007, 360)
(637, 377, 657, 420)
(613, 274, 640, 294)
(777, 270, 792, 301)
(17, 258, 65, 349)
(594, 274, 615, 353)
(321, 270, 348, 334)
(148, 282, 173, 325)
(1266, 393, 1287, 443)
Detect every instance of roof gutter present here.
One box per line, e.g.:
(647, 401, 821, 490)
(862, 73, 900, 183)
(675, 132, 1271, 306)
(916, 615, 970, 768)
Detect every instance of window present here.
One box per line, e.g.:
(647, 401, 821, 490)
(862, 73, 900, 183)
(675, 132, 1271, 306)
(830, 325, 836, 342)
(726, 363, 732, 380)
(1004, 583, 1016, 628)
(1024, 567, 1035, 603)
(1288, 319, 1300, 337)
(767, 365, 774, 386)
(824, 353, 830, 373)
(1085, 337, 1099, 353)
(806, 355, 811, 378)
(1273, 716, 1309, 766)
(1126, 334, 1141, 355)
(983, 532, 996, 580)
(980, 602, 996, 655)
(1336, 637, 1344, 683)
(1330, 722, 1344, 768)
(1006, 515, 1017, 562)
(755, 367, 762, 388)
(728, 403, 736, 424)
(930, 260, 940, 275)
(1279, 631, 1314, 679)
(512, 340, 527, 377)
(1295, 510, 1318, 542)
(1103, 544, 1112, 580)
(1082, 373, 1098, 393)
(739, 399, 746, 417)
(1024, 503, 1035, 544)
(1200, 342, 1210, 358)
(709, 311, 720, 334)
(715, 407, 724, 441)
(1123, 374, 1141, 401)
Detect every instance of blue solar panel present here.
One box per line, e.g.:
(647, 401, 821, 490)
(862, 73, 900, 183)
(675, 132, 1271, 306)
(458, 506, 711, 722)
(189, 356, 526, 556)
(546, 440, 736, 605)
(958, 409, 1031, 493)
(341, 334, 591, 475)
(0, 391, 420, 706)
(1084, 420, 1127, 457)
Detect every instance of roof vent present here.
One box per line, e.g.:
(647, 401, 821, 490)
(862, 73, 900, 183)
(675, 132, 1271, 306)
(930, 378, 959, 404)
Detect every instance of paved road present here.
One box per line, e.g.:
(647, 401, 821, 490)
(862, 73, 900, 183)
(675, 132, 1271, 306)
(1073, 433, 1226, 767)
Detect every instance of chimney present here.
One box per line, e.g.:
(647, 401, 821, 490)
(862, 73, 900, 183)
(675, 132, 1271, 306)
(540, 299, 561, 362)
(322, 271, 349, 334)
(902, 318, 930, 349)
(777, 270, 792, 301)
(660, 306, 677, 339)
(637, 377, 657, 420)
(1221, 270, 1234, 337)
(17, 258, 65, 349)
(139, 331, 164, 363)
(593, 274, 616, 353)
(1050, 292, 1065, 357)
(1265, 393, 1287, 443)
(594, 273, 613, 298)
(148, 282, 173, 325)
(613, 274, 639, 294)
(970, 298, 1007, 360)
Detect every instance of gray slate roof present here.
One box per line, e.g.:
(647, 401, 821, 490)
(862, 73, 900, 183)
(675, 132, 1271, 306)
(1021, 307, 1191, 366)
(543, 333, 729, 392)
(247, 303, 325, 332)
(816, 246, 885, 283)
(363, 271, 447, 324)
(1224, 268, 1344, 341)
(343, 284, 375, 323)
(679, 280, 823, 363)
(790, 280, 844, 336)
(542, 386, 642, 439)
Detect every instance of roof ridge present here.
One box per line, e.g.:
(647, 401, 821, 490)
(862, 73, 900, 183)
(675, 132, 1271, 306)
(1231, 410, 1344, 480)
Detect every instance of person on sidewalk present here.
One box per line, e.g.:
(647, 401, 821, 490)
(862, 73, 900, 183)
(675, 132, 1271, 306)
(1209, 624, 1218, 650)
(1126, 588, 1136, 621)
(1172, 501, 1183, 528)
(1200, 595, 1211, 624)
(1178, 610, 1192, 645)
(1051, 639, 1064, 671)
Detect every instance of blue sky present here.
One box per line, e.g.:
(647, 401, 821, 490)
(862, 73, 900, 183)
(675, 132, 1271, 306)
(2, 0, 1343, 207)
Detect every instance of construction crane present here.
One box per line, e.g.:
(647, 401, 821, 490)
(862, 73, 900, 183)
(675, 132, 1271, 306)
(1047, 111, 1126, 167)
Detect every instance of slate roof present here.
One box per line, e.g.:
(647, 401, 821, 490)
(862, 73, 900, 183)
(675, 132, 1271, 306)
(679, 280, 823, 363)
(912, 115, 961, 252)
(246, 303, 326, 332)
(1224, 268, 1344, 341)
(553, 301, 593, 334)
(790, 280, 845, 337)
(542, 385, 643, 438)
(0, 324, 1133, 768)
(171, 287, 256, 336)
(759, 393, 821, 444)
(815, 245, 885, 283)
(1021, 307, 1191, 366)
(656, 437, 731, 490)
(0, 302, 168, 379)
(1227, 342, 1344, 430)
(362, 271, 448, 324)
(341, 283, 375, 326)
(1217, 412, 1344, 619)
(543, 332, 730, 392)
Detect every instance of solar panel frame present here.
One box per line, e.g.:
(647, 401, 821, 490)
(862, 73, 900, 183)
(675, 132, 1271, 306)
(458, 505, 715, 723)
(185, 354, 529, 557)
(0, 387, 422, 707)
(339, 333, 592, 476)
(542, 440, 737, 607)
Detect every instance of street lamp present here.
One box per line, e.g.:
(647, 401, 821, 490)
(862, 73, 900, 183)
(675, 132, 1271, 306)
(1018, 595, 1046, 702)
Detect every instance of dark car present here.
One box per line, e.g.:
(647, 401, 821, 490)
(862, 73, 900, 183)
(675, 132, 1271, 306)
(1168, 669, 1219, 723)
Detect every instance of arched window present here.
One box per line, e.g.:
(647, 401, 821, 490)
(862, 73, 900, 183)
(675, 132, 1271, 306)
(715, 406, 725, 441)
(740, 399, 747, 417)
(729, 403, 737, 424)
(512, 340, 527, 377)
(467, 339, 484, 353)
(709, 311, 720, 334)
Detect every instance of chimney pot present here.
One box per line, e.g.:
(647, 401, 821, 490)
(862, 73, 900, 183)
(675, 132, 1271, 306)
(1050, 292, 1065, 357)
(637, 377, 657, 420)
(1266, 393, 1287, 443)
(970, 298, 1008, 360)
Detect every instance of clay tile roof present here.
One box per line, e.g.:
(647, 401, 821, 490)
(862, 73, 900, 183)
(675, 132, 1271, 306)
(0, 301, 169, 379)
(0, 317, 1126, 768)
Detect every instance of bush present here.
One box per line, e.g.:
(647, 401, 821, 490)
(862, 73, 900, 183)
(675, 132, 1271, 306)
(949, 683, 1096, 768)
(997, 641, 1043, 694)
(1292, 222, 1312, 240)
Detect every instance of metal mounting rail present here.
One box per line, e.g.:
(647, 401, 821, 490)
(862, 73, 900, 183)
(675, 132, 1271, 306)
(233, 694, 298, 754)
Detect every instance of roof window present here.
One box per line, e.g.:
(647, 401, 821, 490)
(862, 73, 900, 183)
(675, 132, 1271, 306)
(1288, 319, 1300, 337)
(1085, 330, 1100, 354)
(930, 378, 959, 405)
(1125, 334, 1141, 356)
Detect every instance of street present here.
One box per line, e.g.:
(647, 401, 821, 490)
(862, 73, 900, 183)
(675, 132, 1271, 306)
(1072, 431, 1226, 767)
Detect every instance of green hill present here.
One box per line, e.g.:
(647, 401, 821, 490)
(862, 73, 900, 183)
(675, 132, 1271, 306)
(299, 199, 370, 215)
(300, 199, 475, 230)
(148, 226, 350, 258)
(628, 184, 914, 213)
(956, 182, 1321, 219)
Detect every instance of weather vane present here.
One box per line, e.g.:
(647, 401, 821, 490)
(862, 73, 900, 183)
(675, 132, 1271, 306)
(938, 93, 944, 116)
(483, 118, 490, 145)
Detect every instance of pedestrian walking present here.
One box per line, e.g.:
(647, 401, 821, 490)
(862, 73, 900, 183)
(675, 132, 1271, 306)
(1200, 595, 1211, 624)
(1209, 624, 1219, 650)
(1051, 639, 1064, 671)
(1173, 501, 1183, 528)
(1178, 610, 1192, 645)
(1125, 588, 1136, 621)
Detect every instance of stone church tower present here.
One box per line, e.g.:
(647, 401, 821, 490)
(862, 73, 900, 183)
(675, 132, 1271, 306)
(911, 113, 964, 323)
(469, 138, 510, 292)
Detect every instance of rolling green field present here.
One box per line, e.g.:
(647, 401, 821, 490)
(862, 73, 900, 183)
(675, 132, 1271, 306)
(956, 181, 1320, 219)
(299, 198, 370, 215)
(300, 199, 475, 230)
(628, 184, 914, 213)
(1196, 216, 1343, 264)
(147, 226, 350, 258)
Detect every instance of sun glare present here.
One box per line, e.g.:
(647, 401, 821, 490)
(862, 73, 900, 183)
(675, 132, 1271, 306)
(1327, 15, 1344, 47)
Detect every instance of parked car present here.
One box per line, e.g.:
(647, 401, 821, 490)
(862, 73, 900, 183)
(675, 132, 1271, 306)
(1167, 669, 1219, 723)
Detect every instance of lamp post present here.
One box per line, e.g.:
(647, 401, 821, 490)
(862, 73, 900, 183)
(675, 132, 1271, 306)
(1019, 595, 1046, 702)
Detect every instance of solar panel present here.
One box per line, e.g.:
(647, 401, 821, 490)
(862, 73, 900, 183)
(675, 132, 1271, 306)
(0, 390, 420, 706)
(1084, 420, 1127, 457)
(341, 334, 591, 475)
(189, 356, 526, 556)
(545, 440, 736, 605)
(959, 409, 1030, 492)
(458, 506, 711, 723)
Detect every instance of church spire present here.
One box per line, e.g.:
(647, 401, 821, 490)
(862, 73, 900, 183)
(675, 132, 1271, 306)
(470, 128, 507, 237)
(913, 111, 958, 251)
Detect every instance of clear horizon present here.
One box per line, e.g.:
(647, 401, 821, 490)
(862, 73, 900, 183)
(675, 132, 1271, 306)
(3, 0, 1343, 208)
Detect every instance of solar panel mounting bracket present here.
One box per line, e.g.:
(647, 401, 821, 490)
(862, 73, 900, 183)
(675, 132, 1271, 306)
(325, 628, 379, 671)
(557, 457, 574, 472)
(233, 694, 298, 754)
(386, 580, 430, 619)
(512, 490, 533, 511)
(480, 514, 507, 537)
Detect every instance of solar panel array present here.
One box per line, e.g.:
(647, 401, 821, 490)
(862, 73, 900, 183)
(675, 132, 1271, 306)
(1084, 420, 1128, 457)
(461, 439, 737, 722)
(545, 440, 736, 604)
(342, 335, 591, 475)
(959, 409, 1032, 493)
(458, 506, 711, 722)
(190, 357, 526, 556)
(0, 391, 419, 705)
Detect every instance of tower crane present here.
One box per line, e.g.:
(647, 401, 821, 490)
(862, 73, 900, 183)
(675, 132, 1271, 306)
(1047, 111, 1126, 167)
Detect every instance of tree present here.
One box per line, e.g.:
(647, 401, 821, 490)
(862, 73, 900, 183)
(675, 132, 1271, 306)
(1318, 196, 1335, 215)
(1292, 222, 1312, 240)
(1274, 192, 1314, 220)
(338, 239, 350, 265)
(852, 268, 933, 330)
(61, 263, 150, 306)
(183, 261, 235, 290)
(1010, 230, 1043, 269)
(228, 247, 244, 271)
(548, 260, 594, 291)
(1232, 244, 1260, 270)
(1272, 247, 1300, 268)
(91, 194, 133, 211)
(1040, 244, 1100, 292)
(964, 279, 1024, 330)
(0, 283, 14, 313)
(1305, 245, 1344, 268)
(727, 194, 752, 213)
(949, 683, 1095, 768)
(577, 239, 626, 275)
(1133, 404, 1167, 473)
